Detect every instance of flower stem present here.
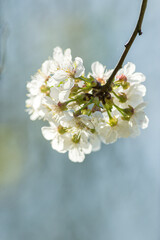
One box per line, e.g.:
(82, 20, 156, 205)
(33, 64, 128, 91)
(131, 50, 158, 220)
(74, 98, 93, 117)
(112, 90, 120, 99)
(113, 103, 126, 117)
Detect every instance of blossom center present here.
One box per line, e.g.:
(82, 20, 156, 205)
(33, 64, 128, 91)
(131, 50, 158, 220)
(116, 74, 127, 82)
(96, 77, 105, 85)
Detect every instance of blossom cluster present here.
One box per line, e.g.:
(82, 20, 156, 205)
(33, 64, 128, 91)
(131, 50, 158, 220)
(26, 47, 149, 162)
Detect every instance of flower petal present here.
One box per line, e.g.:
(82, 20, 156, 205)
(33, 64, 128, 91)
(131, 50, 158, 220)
(53, 47, 63, 63)
(59, 90, 70, 102)
(74, 57, 85, 78)
(124, 62, 136, 75)
(51, 136, 67, 153)
(129, 72, 146, 83)
(100, 127, 118, 144)
(53, 70, 68, 82)
(42, 60, 57, 76)
(90, 134, 101, 152)
(135, 111, 149, 129)
(41, 126, 56, 140)
(64, 48, 72, 61)
(68, 148, 85, 162)
(50, 87, 60, 102)
(63, 78, 74, 90)
(91, 61, 105, 79)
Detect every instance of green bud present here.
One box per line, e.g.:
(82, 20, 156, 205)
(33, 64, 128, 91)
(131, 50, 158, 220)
(112, 83, 120, 90)
(90, 128, 96, 133)
(121, 115, 130, 121)
(72, 134, 81, 144)
(109, 117, 118, 127)
(121, 105, 134, 121)
(104, 98, 113, 111)
(114, 74, 130, 90)
(118, 92, 127, 103)
(122, 81, 130, 90)
(40, 85, 50, 95)
(57, 125, 67, 134)
(123, 105, 134, 116)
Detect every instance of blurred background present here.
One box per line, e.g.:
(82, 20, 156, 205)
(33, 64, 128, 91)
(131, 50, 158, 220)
(0, 0, 159, 239)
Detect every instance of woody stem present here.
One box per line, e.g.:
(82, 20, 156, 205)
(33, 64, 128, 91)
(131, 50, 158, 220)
(101, 0, 148, 92)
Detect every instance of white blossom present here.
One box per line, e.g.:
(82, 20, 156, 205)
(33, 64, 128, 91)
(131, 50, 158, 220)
(26, 47, 149, 162)
(129, 103, 149, 137)
(26, 72, 47, 120)
(89, 61, 113, 85)
(41, 121, 70, 153)
(115, 62, 146, 85)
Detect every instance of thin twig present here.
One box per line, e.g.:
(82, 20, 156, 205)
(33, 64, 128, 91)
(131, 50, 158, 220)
(101, 0, 148, 92)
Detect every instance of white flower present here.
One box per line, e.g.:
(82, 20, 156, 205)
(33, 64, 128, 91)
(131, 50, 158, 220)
(26, 95, 45, 120)
(60, 114, 101, 161)
(53, 47, 72, 67)
(60, 114, 94, 133)
(115, 62, 146, 85)
(50, 84, 71, 103)
(90, 61, 113, 85)
(68, 131, 92, 162)
(26, 74, 44, 96)
(113, 83, 146, 108)
(91, 111, 132, 144)
(41, 121, 70, 153)
(26, 72, 47, 120)
(129, 102, 149, 137)
(26, 47, 149, 162)
(46, 47, 85, 102)
(41, 95, 69, 122)
(48, 47, 85, 88)
(41, 60, 57, 77)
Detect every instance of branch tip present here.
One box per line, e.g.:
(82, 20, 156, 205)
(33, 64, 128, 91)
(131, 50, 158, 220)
(100, 0, 148, 93)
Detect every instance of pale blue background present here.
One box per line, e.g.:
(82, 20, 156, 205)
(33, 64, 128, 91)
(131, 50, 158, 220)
(0, 0, 159, 239)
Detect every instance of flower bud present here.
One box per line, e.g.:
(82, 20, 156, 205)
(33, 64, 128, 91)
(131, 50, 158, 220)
(104, 97, 113, 111)
(40, 85, 50, 96)
(118, 92, 127, 103)
(72, 134, 81, 144)
(121, 105, 134, 121)
(122, 81, 130, 90)
(109, 117, 118, 127)
(57, 125, 67, 134)
(115, 74, 130, 90)
(90, 128, 96, 133)
(116, 74, 127, 82)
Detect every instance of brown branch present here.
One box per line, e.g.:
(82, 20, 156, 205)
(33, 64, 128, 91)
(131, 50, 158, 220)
(101, 0, 148, 92)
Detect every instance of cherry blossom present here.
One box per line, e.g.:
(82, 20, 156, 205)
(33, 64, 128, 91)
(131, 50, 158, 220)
(26, 47, 149, 162)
